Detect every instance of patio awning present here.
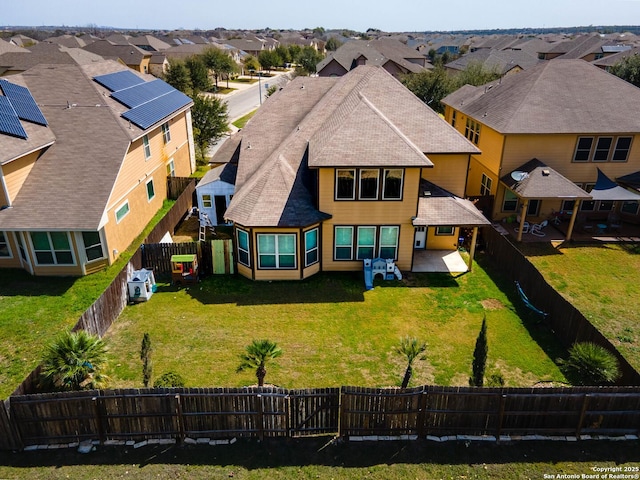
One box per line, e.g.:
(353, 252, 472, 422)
(617, 170, 640, 191)
(591, 168, 640, 201)
(413, 180, 491, 227)
(501, 159, 591, 200)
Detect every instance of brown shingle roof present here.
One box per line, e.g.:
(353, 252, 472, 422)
(500, 159, 591, 199)
(442, 59, 640, 134)
(414, 182, 491, 227)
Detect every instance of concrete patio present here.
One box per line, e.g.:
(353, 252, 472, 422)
(412, 249, 469, 273)
(495, 220, 640, 243)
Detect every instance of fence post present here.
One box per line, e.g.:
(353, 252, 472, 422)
(496, 394, 506, 442)
(337, 388, 345, 439)
(417, 389, 428, 438)
(576, 394, 590, 439)
(174, 394, 185, 445)
(92, 397, 106, 445)
(256, 394, 264, 441)
(285, 394, 291, 439)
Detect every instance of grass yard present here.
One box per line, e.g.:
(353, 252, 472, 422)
(104, 259, 567, 389)
(0, 437, 638, 479)
(232, 109, 257, 129)
(519, 241, 640, 372)
(0, 201, 176, 399)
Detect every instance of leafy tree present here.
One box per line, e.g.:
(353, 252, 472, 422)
(395, 337, 427, 389)
(401, 65, 455, 114)
(610, 54, 640, 88)
(287, 44, 302, 64)
(202, 47, 236, 89)
(456, 61, 501, 87)
(243, 55, 261, 77)
(559, 342, 621, 385)
(163, 60, 192, 95)
(312, 26, 325, 38)
(325, 37, 342, 52)
(427, 48, 436, 63)
(191, 94, 229, 164)
(140, 333, 152, 388)
(274, 44, 291, 65)
(40, 330, 109, 392)
(153, 371, 185, 388)
(469, 316, 488, 387)
(237, 339, 282, 386)
(258, 49, 282, 72)
(185, 55, 211, 94)
(266, 84, 279, 97)
(297, 46, 324, 75)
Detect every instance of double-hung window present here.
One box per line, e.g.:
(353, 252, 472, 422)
(146, 178, 155, 201)
(0, 231, 11, 257)
(465, 118, 480, 144)
(82, 231, 105, 262)
(593, 137, 612, 162)
(359, 169, 379, 200)
(237, 229, 250, 267)
(574, 136, 632, 162)
(480, 173, 492, 196)
(379, 226, 399, 259)
(142, 134, 151, 159)
(257, 234, 296, 269)
(502, 190, 518, 212)
(30, 232, 74, 265)
(382, 169, 403, 200)
(162, 122, 171, 144)
(573, 137, 593, 162)
(334, 226, 354, 260)
(613, 137, 632, 162)
(304, 228, 319, 266)
(356, 226, 376, 260)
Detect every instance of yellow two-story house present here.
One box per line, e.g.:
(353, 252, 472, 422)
(0, 61, 195, 276)
(218, 65, 489, 281)
(442, 59, 640, 237)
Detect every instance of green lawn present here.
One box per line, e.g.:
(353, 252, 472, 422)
(104, 259, 566, 389)
(0, 201, 175, 399)
(518, 242, 640, 372)
(232, 110, 257, 129)
(0, 438, 638, 479)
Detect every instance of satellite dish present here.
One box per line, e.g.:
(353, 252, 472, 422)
(511, 171, 528, 182)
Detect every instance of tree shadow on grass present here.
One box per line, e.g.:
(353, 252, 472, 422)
(1, 437, 638, 470)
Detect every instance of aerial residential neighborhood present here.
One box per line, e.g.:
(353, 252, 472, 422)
(1, 4, 640, 477)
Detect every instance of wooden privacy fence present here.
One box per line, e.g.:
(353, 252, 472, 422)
(140, 241, 213, 278)
(2, 386, 639, 449)
(483, 226, 640, 385)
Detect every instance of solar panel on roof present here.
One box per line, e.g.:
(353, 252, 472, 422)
(93, 70, 145, 92)
(111, 79, 175, 108)
(0, 96, 27, 139)
(0, 79, 48, 126)
(122, 90, 191, 130)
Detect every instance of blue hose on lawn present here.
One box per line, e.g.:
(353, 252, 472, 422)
(515, 281, 548, 318)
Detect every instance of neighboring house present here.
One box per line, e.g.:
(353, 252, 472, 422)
(129, 35, 173, 52)
(212, 66, 488, 281)
(9, 35, 38, 48)
(592, 47, 640, 71)
(537, 34, 629, 61)
(82, 40, 152, 73)
(0, 42, 104, 76)
(0, 38, 25, 54)
(441, 59, 640, 240)
(195, 162, 238, 225)
(444, 48, 541, 76)
(317, 39, 429, 78)
(149, 52, 169, 77)
(45, 34, 96, 49)
(0, 60, 195, 276)
(225, 37, 271, 57)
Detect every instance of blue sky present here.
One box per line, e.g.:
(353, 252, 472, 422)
(5, 0, 640, 32)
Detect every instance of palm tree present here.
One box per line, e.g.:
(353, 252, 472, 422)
(237, 339, 282, 387)
(40, 330, 109, 392)
(560, 342, 621, 385)
(396, 337, 427, 389)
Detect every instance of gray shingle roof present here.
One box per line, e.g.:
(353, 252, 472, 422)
(500, 159, 592, 199)
(442, 59, 640, 134)
(445, 49, 542, 74)
(225, 66, 479, 228)
(414, 180, 490, 227)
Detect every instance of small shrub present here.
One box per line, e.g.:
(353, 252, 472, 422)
(559, 342, 621, 385)
(486, 373, 505, 387)
(153, 371, 185, 388)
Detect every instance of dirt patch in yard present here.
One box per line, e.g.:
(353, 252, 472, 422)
(481, 298, 505, 310)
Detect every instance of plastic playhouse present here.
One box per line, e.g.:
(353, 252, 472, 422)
(171, 254, 199, 285)
(363, 257, 402, 290)
(127, 268, 157, 302)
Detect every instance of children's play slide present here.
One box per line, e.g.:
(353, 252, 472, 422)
(363, 258, 402, 290)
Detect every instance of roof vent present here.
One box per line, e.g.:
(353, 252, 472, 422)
(542, 169, 550, 176)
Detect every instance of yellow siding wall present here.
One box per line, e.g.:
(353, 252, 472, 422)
(0, 232, 21, 268)
(30, 233, 84, 276)
(421, 153, 469, 197)
(427, 227, 459, 250)
(249, 227, 303, 281)
(466, 157, 497, 197)
(104, 113, 193, 262)
(1, 151, 39, 204)
(318, 167, 420, 272)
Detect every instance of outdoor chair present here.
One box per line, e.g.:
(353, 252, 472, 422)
(514, 216, 530, 234)
(531, 220, 548, 237)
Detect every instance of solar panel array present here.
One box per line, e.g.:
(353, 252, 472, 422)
(94, 71, 192, 130)
(122, 89, 192, 130)
(111, 79, 174, 108)
(0, 96, 28, 139)
(94, 70, 145, 92)
(0, 79, 48, 126)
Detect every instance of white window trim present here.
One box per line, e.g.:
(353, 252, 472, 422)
(237, 229, 250, 267)
(115, 200, 130, 224)
(382, 169, 404, 200)
(356, 226, 376, 260)
(304, 228, 319, 267)
(167, 158, 175, 177)
(378, 226, 399, 260)
(0, 231, 13, 259)
(573, 136, 593, 162)
(143, 134, 151, 160)
(202, 194, 212, 208)
(480, 173, 492, 196)
(335, 169, 356, 200)
(79, 231, 106, 263)
(358, 169, 379, 200)
(436, 226, 455, 236)
(612, 136, 632, 162)
(145, 178, 155, 202)
(29, 231, 76, 266)
(334, 226, 354, 260)
(593, 137, 613, 163)
(162, 122, 171, 144)
(257, 233, 297, 269)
